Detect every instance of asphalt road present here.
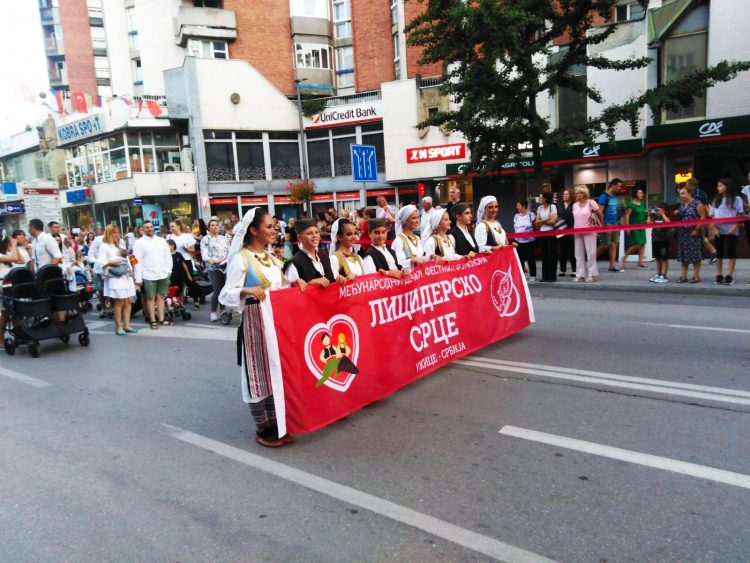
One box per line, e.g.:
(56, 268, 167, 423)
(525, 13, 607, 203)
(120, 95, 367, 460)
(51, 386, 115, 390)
(1, 289, 748, 562)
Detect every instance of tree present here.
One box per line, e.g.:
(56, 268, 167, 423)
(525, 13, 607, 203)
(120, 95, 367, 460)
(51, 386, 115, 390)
(405, 0, 750, 176)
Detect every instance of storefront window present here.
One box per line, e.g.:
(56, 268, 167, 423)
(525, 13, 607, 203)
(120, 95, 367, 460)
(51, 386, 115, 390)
(205, 142, 235, 181)
(236, 142, 265, 180)
(110, 148, 127, 179)
(129, 146, 142, 174)
(332, 136, 354, 176)
(269, 142, 301, 179)
(307, 139, 332, 177)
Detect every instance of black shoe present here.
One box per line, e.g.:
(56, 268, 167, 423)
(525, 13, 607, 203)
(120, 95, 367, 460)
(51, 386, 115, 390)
(723, 275, 734, 285)
(709, 255, 717, 264)
(609, 267, 624, 273)
(714, 275, 724, 285)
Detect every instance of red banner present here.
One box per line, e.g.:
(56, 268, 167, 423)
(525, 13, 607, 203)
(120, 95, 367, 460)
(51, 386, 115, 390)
(264, 247, 534, 435)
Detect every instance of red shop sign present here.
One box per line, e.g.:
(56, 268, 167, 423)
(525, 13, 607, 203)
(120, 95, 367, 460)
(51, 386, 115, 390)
(241, 196, 268, 204)
(366, 189, 395, 197)
(209, 197, 237, 205)
(406, 143, 466, 164)
(337, 191, 360, 200)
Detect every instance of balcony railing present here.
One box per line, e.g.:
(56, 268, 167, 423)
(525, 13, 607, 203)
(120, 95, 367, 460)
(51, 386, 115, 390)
(417, 75, 444, 89)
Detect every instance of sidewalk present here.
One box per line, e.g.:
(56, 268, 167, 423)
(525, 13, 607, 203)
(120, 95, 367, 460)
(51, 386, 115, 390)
(527, 258, 750, 296)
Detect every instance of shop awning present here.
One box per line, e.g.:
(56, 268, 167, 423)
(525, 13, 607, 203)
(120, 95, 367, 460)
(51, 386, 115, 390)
(648, 0, 695, 45)
(645, 114, 750, 149)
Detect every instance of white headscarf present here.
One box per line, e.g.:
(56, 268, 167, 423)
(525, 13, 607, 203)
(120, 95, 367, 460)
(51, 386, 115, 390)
(227, 207, 258, 263)
(477, 196, 498, 223)
(395, 204, 418, 237)
(421, 207, 446, 242)
(329, 218, 343, 250)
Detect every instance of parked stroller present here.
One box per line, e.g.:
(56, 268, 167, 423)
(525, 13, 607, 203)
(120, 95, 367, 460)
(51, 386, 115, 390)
(74, 267, 95, 313)
(165, 285, 192, 322)
(2, 266, 90, 357)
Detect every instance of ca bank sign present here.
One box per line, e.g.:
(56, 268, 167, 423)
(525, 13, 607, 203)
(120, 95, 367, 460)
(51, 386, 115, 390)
(56, 115, 107, 146)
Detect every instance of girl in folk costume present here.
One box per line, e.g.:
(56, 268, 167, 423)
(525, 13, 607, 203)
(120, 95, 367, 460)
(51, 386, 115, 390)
(284, 219, 340, 286)
(448, 203, 479, 256)
(329, 218, 365, 280)
(474, 196, 509, 251)
(391, 204, 426, 271)
(218, 208, 306, 448)
(362, 218, 404, 278)
(422, 208, 459, 261)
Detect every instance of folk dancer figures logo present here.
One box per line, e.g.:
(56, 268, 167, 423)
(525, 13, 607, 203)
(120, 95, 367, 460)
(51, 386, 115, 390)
(490, 269, 521, 318)
(304, 314, 361, 392)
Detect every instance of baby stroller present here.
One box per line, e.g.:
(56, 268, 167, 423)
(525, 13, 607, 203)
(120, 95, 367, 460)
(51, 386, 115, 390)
(165, 285, 192, 322)
(74, 267, 95, 313)
(2, 266, 90, 357)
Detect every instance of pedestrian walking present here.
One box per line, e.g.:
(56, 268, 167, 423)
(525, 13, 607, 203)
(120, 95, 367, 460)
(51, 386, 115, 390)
(512, 200, 536, 281)
(218, 208, 305, 448)
(133, 220, 173, 329)
(621, 187, 649, 269)
(200, 219, 229, 322)
(597, 179, 625, 272)
(557, 188, 576, 276)
(534, 192, 558, 282)
(28, 218, 63, 271)
(96, 225, 137, 335)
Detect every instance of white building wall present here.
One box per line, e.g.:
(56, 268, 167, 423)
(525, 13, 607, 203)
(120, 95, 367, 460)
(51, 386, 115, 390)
(103, 0, 131, 96)
(382, 79, 469, 182)
(705, 0, 750, 118)
(194, 59, 300, 130)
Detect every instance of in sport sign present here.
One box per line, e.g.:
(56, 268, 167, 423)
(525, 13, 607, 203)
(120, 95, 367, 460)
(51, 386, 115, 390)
(56, 115, 107, 145)
(406, 143, 466, 164)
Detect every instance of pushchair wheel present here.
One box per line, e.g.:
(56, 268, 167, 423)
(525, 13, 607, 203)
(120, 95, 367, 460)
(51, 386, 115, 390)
(84, 302, 93, 312)
(29, 341, 40, 358)
(60, 334, 70, 344)
(220, 311, 232, 325)
(4, 338, 16, 356)
(78, 331, 90, 347)
(181, 311, 191, 321)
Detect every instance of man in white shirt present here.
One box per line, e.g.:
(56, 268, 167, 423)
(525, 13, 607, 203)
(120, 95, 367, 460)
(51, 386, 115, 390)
(375, 196, 396, 240)
(28, 218, 63, 271)
(419, 197, 433, 234)
(133, 220, 173, 328)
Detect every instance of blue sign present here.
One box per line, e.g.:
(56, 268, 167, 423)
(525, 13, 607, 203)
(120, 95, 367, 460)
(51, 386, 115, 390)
(0, 202, 25, 216)
(351, 144, 378, 182)
(133, 197, 143, 206)
(1, 181, 18, 195)
(56, 114, 106, 145)
(65, 187, 93, 204)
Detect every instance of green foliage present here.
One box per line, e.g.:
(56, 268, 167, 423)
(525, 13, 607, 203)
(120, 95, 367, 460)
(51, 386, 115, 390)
(300, 96, 328, 118)
(405, 0, 750, 175)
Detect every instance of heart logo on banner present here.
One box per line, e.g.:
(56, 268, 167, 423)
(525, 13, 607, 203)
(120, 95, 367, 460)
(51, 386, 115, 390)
(303, 314, 361, 392)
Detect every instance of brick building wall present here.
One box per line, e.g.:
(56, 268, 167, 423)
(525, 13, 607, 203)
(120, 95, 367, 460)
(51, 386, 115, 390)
(58, 0, 97, 96)
(351, 0, 395, 92)
(403, 0, 442, 79)
(226, 0, 296, 96)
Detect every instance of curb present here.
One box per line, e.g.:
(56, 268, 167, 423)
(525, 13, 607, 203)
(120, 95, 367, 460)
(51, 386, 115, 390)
(528, 280, 749, 297)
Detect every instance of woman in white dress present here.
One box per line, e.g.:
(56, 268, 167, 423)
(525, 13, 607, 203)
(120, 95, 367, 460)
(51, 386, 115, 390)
(474, 195, 508, 251)
(329, 218, 365, 279)
(391, 204, 426, 271)
(96, 224, 137, 335)
(219, 208, 306, 448)
(422, 208, 459, 261)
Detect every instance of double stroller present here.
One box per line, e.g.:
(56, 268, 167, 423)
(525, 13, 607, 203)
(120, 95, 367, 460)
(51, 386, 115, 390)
(2, 265, 90, 357)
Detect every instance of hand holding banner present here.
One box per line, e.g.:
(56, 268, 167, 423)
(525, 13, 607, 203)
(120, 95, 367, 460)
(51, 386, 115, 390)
(264, 247, 534, 435)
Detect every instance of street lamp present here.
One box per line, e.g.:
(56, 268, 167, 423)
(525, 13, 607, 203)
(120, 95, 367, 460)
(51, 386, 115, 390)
(294, 78, 310, 181)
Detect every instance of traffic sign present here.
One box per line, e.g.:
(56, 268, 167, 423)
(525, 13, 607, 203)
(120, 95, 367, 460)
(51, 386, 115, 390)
(133, 197, 143, 206)
(351, 144, 378, 182)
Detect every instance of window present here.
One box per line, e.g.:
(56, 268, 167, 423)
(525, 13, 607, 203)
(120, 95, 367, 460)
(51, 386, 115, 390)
(132, 58, 142, 82)
(662, 4, 708, 121)
(193, 0, 222, 7)
(205, 142, 235, 181)
(94, 56, 110, 81)
(335, 46, 354, 89)
(307, 138, 332, 177)
(290, 0, 328, 19)
(615, 1, 646, 22)
(333, 0, 351, 39)
(90, 26, 107, 51)
(187, 39, 228, 59)
(126, 5, 136, 32)
(361, 131, 385, 172)
(87, 0, 103, 19)
(236, 143, 265, 180)
(391, 0, 398, 26)
(269, 142, 301, 179)
(393, 34, 402, 79)
(295, 43, 332, 69)
(332, 134, 355, 176)
(557, 63, 587, 131)
(129, 31, 139, 50)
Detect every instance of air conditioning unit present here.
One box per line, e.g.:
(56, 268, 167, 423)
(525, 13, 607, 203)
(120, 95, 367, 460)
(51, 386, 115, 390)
(164, 163, 181, 172)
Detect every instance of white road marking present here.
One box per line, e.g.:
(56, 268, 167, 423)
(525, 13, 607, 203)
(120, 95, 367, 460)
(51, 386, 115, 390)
(499, 426, 750, 491)
(90, 324, 233, 341)
(455, 357, 750, 406)
(0, 365, 50, 388)
(165, 424, 554, 563)
(635, 322, 750, 335)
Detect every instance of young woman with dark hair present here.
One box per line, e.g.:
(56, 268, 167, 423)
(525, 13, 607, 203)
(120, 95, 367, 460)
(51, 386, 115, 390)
(709, 178, 744, 285)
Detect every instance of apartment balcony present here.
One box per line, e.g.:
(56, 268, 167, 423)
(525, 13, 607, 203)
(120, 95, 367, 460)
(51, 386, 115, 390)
(49, 69, 69, 87)
(44, 36, 64, 57)
(291, 16, 330, 38)
(39, 6, 59, 24)
(174, 5, 237, 46)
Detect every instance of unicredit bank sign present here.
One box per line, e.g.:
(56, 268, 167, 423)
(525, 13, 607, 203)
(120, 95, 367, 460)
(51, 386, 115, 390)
(305, 100, 383, 129)
(406, 142, 466, 163)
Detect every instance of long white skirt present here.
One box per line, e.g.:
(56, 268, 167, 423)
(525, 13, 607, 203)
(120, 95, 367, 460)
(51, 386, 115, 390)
(104, 275, 136, 299)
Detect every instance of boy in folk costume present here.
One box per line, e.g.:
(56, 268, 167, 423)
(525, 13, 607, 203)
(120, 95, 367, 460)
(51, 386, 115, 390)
(284, 219, 341, 285)
(391, 204, 426, 271)
(362, 219, 404, 278)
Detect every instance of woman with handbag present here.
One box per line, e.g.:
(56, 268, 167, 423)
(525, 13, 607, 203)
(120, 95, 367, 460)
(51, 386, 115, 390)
(200, 218, 229, 321)
(534, 192, 558, 282)
(572, 187, 603, 282)
(95, 224, 137, 335)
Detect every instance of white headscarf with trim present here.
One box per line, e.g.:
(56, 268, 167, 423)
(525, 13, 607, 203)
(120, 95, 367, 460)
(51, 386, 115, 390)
(329, 218, 343, 250)
(227, 207, 258, 263)
(477, 196, 498, 223)
(421, 207, 447, 242)
(395, 204, 418, 237)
